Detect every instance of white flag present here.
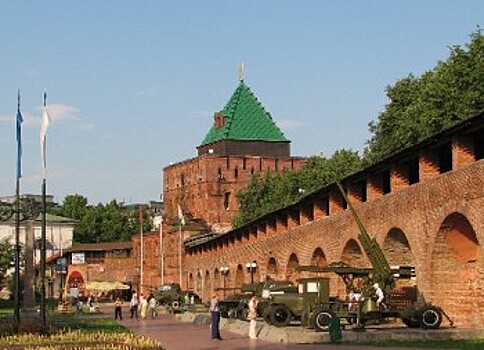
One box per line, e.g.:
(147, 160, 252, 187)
(177, 204, 185, 226)
(40, 105, 51, 179)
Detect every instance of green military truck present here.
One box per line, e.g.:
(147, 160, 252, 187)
(219, 279, 297, 320)
(262, 277, 333, 328)
(153, 283, 201, 313)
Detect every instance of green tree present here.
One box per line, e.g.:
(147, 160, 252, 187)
(0, 238, 14, 290)
(235, 149, 362, 226)
(51, 195, 153, 243)
(365, 30, 484, 163)
(53, 194, 88, 220)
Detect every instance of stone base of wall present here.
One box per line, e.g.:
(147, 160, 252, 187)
(178, 312, 484, 344)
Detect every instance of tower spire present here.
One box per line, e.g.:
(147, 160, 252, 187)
(238, 62, 245, 82)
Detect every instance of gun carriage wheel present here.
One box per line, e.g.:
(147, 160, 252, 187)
(311, 308, 333, 332)
(420, 306, 443, 329)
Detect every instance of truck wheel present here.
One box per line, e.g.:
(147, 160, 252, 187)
(420, 306, 442, 329)
(269, 305, 292, 327)
(311, 309, 333, 332)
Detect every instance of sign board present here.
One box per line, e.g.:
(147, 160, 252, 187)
(56, 257, 67, 273)
(71, 252, 85, 265)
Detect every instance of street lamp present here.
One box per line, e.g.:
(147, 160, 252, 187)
(245, 261, 257, 284)
(220, 266, 229, 298)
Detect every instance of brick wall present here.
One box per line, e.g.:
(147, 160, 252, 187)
(184, 161, 483, 328)
(163, 155, 306, 231)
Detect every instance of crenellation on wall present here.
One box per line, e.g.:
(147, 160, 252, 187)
(452, 134, 475, 170)
(419, 150, 440, 182)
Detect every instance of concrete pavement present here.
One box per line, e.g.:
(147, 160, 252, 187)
(101, 304, 463, 350)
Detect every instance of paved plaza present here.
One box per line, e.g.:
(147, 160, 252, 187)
(100, 305, 462, 350)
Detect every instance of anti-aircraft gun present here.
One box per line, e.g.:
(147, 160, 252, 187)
(297, 182, 453, 331)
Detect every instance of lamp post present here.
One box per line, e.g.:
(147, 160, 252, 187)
(220, 266, 229, 298)
(245, 261, 257, 284)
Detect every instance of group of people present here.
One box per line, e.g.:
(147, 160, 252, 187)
(114, 291, 159, 321)
(209, 291, 259, 341)
(114, 283, 386, 341)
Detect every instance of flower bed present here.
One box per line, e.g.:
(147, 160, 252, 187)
(0, 330, 163, 350)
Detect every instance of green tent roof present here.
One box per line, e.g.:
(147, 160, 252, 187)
(200, 81, 288, 146)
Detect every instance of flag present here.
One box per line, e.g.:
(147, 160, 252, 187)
(16, 92, 23, 180)
(39, 93, 51, 179)
(177, 204, 185, 226)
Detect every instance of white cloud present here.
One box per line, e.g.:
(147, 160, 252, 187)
(1, 104, 94, 131)
(45, 104, 94, 131)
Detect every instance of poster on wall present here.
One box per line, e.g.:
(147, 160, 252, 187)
(71, 252, 85, 265)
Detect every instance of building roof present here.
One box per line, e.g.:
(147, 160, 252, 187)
(200, 80, 288, 147)
(65, 241, 132, 252)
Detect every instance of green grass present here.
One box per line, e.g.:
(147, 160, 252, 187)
(0, 307, 163, 349)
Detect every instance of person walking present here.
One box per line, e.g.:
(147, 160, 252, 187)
(248, 295, 259, 339)
(148, 296, 159, 318)
(209, 291, 222, 340)
(139, 294, 148, 319)
(130, 291, 139, 319)
(114, 296, 123, 320)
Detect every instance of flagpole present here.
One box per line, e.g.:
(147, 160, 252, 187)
(160, 218, 164, 285)
(140, 207, 144, 295)
(40, 92, 47, 327)
(14, 90, 21, 326)
(177, 205, 184, 287)
(179, 223, 182, 286)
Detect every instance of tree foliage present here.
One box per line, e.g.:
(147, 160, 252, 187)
(235, 149, 362, 226)
(50, 195, 152, 243)
(365, 30, 483, 163)
(0, 238, 14, 290)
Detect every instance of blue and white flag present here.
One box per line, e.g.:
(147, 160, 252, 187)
(16, 92, 23, 180)
(40, 93, 51, 179)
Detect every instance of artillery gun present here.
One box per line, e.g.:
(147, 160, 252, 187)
(296, 182, 453, 331)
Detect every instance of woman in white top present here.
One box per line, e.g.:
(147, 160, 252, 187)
(248, 295, 259, 340)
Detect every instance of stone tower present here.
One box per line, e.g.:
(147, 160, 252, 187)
(163, 78, 306, 233)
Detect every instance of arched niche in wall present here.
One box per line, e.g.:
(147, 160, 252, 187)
(213, 268, 221, 290)
(235, 264, 244, 289)
(430, 212, 481, 328)
(266, 257, 278, 280)
(382, 227, 416, 302)
(341, 238, 365, 267)
(188, 272, 194, 290)
(311, 247, 328, 266)
(383, 228, 413, 266)
(286, 253, 300, 284)
(204, 270, 211, 302)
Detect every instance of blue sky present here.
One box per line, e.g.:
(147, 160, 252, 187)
(0, 1, 482, 205)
